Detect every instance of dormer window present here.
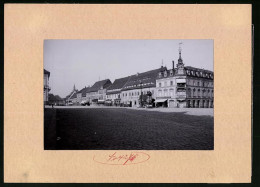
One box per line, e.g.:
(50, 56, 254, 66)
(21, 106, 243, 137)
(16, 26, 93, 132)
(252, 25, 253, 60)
(159, 72, 162, 78)
(170, 70, 173, 76)
(164, 71, 167, 77)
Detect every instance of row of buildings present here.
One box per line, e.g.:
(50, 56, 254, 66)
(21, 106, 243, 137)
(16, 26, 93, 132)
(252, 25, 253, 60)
(64, 48, 214, 108)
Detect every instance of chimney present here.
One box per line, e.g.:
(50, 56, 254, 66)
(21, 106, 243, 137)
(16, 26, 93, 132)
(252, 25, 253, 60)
(172, 60, 175, 69)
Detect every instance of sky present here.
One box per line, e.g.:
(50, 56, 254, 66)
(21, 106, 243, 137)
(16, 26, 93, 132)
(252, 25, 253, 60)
(44, 40, 213, 98)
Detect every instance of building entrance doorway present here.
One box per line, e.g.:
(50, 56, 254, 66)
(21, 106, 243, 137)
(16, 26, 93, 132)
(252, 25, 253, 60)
(169, 100, 174, 108)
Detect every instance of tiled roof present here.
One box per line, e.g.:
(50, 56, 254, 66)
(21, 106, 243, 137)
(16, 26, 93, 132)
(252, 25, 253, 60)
(106, 90, 121, 95)
(87, 79, 112, 93)
(185, 66, 214, 79)
(107, 76, 131, 91)
(121, 68, 163, 91)
(65, 89, 78, 100)
(157, 66, 176, 79)
(185, 66, 213, 73)
(78, 86, 91, 97)
(71, 92, 77, 99)
(44, 69, 50, 77)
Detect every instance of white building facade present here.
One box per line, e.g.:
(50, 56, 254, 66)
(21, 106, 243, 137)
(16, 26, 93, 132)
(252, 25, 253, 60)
(44, 69, 51, 104)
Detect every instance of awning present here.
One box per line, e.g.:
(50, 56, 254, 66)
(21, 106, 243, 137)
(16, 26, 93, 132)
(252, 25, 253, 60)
(98, 100, 105, 103)
(154, 99, 167, 103)
(105, 100, 112, 103)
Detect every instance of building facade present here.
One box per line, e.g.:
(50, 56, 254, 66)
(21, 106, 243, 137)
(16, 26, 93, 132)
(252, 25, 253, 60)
(155, 47, 214, 108)
(86, 79, 112, 104)
(106, 76, 130, 105)
(120, 68, 161, 107)
(44, 69, 51, 104)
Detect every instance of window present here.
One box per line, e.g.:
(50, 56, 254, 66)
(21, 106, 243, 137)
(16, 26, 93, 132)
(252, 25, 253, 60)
(170, 81, 173, 86)
(170, 89, 174, 96)
(164, 89, 168, 96)
(126, 93, 127, 96)
(170, 70, 173, 76)
(158, 90, 162, 97)
(159, 72, 162, 78)
(197, 81, 200, 86)
(159, 83, 162, 87)
(164, 81, 167, 87)
(138, 92, 139, 95)
(164, 71, 167, 77)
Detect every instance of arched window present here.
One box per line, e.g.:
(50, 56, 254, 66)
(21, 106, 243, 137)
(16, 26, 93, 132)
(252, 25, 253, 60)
(193, 88, 196, 96)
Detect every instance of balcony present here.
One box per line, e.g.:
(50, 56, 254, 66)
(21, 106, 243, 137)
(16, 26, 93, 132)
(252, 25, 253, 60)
(176, 92, 186, 99)
(177, 84, 186, 88)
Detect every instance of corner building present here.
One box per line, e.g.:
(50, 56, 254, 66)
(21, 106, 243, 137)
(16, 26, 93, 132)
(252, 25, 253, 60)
(155, 48, 214, 108)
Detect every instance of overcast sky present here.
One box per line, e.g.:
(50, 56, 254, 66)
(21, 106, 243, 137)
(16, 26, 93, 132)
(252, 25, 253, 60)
(44, 40, 213, 98)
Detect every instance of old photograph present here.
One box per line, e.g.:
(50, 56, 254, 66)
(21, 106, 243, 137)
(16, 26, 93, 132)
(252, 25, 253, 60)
(44, 40, 214, 150)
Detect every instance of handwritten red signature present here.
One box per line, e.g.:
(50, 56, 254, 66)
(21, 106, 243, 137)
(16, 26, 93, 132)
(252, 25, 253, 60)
(93, 152, 150, 165)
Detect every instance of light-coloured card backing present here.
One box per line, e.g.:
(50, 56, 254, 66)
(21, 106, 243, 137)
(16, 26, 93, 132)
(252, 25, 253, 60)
(4, 4, 251, 183)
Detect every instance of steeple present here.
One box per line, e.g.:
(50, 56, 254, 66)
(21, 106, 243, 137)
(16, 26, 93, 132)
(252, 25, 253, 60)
(176, 42, 185, 75)
(178, 42, 183, 64)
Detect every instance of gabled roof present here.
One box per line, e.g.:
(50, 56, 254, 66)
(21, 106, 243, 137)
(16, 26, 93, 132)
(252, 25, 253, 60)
(65, 89, 78, 100)
(77, 86, 91, 97)
(121, 68, 163, 91)
(107, 76, 131, 91)
(71, 92, 77, 99)
(44, 69, 50, 78)
(87, 79, 112, 93)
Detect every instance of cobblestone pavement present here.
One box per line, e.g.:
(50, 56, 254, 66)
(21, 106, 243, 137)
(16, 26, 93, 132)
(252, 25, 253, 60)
(44, 108, 214, 150)
(45, 105, 213, 116)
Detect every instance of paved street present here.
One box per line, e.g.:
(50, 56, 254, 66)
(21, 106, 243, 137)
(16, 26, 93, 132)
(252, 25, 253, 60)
(44, 107, 214, 150)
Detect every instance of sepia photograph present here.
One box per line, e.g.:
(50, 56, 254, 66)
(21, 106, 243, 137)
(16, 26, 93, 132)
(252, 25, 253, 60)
(44, 39, 214, 150)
